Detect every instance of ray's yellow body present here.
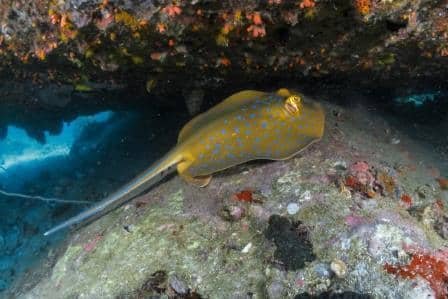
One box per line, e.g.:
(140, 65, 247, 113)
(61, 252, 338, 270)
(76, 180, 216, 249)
(44, 88, 325, 236)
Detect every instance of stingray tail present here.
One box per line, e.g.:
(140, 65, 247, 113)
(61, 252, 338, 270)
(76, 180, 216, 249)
(44, 148, 183, 236)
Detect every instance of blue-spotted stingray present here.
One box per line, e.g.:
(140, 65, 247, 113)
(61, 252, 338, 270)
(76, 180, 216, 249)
(44, 88, 325, 236)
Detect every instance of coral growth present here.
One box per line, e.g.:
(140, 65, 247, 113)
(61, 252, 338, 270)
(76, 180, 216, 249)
(232, 190, 263, 203)
(344, 162, 400, 199)
(354, 0, 372, 16)
(384, 247, 448, 299)
(246, 12, 266, 38)
(234, 190, 254, 202)
(376, 170, 397, 196)
(162, 5, 182, 18)
(344, 161, 376, 197)
(436, 177, 448, 190)
(400, 194, 413, 208)
(0, 0, 445, 94)
(299, 0, 316, 9)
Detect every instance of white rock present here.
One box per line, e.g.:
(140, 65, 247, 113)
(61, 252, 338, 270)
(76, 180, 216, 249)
(330, 259, 347, 278)
(390, 137, 400, 145)
(300, 190, 312, 202)
(287, 203, 300, 215)
(241, 242, 252, 253)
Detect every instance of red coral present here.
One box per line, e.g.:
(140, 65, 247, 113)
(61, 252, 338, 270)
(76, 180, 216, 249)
(217, 57, 231, 67)
(436, 177, 448, 190)
(252, 12, 263, 25)
(234, 190, 254, 202)
(344, 175, 358, 189)
(384, 248, 448, 299)
(233, 190, 263, 203)
(400, 193, 413, 208)
(354, 0, 371, 15)
(247, 25, 266, 38)
(162, 5, 182, 17)
(246, 11, 265, 38)
(299, 0, 315, 9)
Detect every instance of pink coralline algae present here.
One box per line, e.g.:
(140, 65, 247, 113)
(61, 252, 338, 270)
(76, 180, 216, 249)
(83, 234, 103, 252)
(344, 161, 376, 197)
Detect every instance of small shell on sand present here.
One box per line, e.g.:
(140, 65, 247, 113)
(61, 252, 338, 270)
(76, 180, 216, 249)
(331, 259, 347, 278)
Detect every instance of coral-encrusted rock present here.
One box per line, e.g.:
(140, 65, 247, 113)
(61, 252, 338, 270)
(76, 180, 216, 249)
(0, 0, 448, 96)
(345, 161, 376, 197)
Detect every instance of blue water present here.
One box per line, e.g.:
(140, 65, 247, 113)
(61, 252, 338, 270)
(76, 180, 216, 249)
(0, 111, 115, 191)
(0, 110, 134, 291)
(394, 91, 443, 107)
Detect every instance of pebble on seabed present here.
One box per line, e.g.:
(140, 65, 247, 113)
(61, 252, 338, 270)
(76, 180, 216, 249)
(287, 203, 299, 215)
(330, 259, 348, 278)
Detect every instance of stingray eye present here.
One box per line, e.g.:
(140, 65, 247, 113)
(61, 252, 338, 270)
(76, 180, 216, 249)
(284, 95, 302, 115)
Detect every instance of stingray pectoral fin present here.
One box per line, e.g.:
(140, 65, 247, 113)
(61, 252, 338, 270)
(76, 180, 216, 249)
(176, 158, 212, 187)
(181, 173, 212, 187)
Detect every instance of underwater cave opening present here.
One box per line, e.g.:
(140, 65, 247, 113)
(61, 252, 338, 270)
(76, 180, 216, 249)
(0, 90, 189, 293)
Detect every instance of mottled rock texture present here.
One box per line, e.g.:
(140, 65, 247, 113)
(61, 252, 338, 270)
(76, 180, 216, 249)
(0, 0, 447, 99)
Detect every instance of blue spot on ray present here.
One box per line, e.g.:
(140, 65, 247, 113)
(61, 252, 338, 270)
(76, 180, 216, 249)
(261, 121, 267, 129)
(249, 113, 256, 119)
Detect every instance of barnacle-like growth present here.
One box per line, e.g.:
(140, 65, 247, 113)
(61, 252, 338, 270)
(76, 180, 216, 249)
(354, 0, 372, 15)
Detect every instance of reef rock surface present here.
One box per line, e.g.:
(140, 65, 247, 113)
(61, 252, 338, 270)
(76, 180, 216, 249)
(0, 0, 447, 101)
(12, 97, 448, 299)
